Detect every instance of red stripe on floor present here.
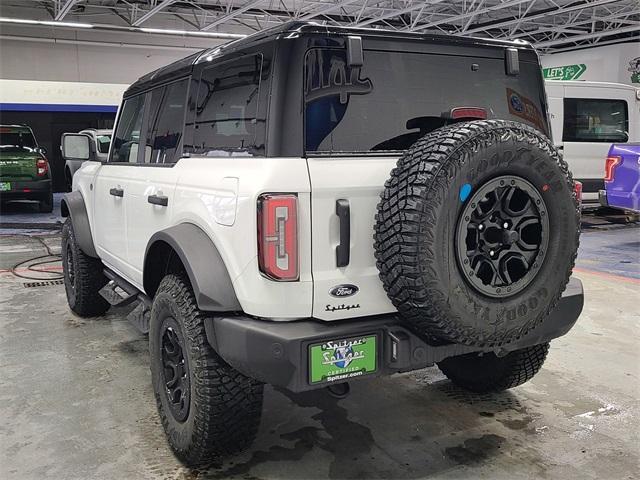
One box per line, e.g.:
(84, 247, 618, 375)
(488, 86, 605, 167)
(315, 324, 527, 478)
(573, 267, 640, 285)
(0, 265, 63, 274)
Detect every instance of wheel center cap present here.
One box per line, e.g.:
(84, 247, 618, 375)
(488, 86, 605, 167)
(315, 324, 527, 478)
(502, 230, 519, 245)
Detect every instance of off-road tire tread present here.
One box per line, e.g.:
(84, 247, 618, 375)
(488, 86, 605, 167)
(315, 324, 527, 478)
(437, 343, 550, 393)
(152, 274, 263, 466)
(374, 120, 579, 346)
(39, 191, 54, 213)
(62, 218, 109, 317)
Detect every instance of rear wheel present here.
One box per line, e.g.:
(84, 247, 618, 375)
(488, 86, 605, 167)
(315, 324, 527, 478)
(61, 218, 110, 317)
(149, 274, 263, 466)
(437, 343, 550, 393)
(39, 191, 53, 213)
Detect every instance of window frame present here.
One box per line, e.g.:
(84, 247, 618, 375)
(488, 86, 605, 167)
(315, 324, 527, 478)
(106, 76, 191, 167)
(302, 46, 550, 156)
(107, 92, 146, 164)
(141, 77, 191, 165)
(191, 53, 265, 156)
(562, 97, 629, 144)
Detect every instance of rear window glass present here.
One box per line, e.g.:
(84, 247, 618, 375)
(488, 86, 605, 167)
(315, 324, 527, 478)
(562, 98, 629, 143)
(192, 55, 263, 156)
(0, 129, 37, 152)
(304, 48, 549, 153)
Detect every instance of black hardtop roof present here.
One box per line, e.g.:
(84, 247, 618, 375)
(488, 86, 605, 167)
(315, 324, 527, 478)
(124, 21, 534, 97)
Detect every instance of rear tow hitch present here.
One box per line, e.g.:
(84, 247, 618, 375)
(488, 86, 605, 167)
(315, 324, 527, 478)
(326, 382, 350, 399)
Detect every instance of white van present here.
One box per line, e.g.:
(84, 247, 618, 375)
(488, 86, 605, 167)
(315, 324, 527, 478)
(545, 80, 640, 206)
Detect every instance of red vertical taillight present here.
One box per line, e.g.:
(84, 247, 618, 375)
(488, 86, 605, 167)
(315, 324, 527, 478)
(574, 181, 582, 206)
(604, 156, 621, 182)
(36, 157, 48, 177)
(258, 194, 298, 281)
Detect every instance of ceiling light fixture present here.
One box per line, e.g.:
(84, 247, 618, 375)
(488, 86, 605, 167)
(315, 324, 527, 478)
(0, 17, 246, 39)
(0, 17, 93, 28)
(139, 27, 244, 39)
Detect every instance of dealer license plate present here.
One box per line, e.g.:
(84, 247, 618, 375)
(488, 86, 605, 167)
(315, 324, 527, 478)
(0, 182, 11, 192)
(309, 335, 377, 384)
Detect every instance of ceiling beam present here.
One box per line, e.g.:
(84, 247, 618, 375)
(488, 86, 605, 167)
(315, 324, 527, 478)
(544, 35, 639, 53)
(353, 1, 448, 28)
(410, 0, 534, 32)
(132, 0, 179, 27)
(463, 0, 621, 34)
(299, 0, 362, 21)
(535, 23, 640, 48)
(201, 0, 264, 30)
(510, 8, 640, 40)
(55, 0, 80, 21)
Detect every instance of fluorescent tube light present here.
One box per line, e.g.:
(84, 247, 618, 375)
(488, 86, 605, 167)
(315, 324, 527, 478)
(0, 17, 93, 28)
(139, 27, 245, 39)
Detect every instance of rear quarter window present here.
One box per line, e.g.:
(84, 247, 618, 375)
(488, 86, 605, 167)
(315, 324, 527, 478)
(304, 48, 549, 154)
(562, 98, 629, 143)
(192, 54, 264, 156)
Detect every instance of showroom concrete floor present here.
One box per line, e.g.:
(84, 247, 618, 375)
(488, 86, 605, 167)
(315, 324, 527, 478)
(0, 212, 638, 479)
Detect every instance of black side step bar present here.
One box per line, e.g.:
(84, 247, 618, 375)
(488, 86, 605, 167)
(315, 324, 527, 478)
(100, 269, 139, 307)
(99, 269, 151, 333)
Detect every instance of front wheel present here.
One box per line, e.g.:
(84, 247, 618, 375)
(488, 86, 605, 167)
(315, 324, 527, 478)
(149, 274, 263, 466)
(61, 219, 109, 317)
(437, 343, 550, 393)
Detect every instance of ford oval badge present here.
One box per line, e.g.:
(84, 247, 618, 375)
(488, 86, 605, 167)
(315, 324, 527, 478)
(329, 284, 359, 298)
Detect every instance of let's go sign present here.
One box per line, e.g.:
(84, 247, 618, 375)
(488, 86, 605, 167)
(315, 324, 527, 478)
(543, 64, 587, 81)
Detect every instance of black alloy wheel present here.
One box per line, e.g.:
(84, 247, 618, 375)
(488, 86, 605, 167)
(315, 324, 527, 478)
(65, 243, 76, 290)
(159, 318, 191, 423)
(455, 175, 549, 298)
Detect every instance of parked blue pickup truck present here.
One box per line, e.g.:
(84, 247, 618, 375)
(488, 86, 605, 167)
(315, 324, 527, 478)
(599, 144, 640, 213)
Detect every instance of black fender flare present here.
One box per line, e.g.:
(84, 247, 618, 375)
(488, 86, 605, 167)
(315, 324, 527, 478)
(144, 223, 241, 312)
(60, 191, 98, 258)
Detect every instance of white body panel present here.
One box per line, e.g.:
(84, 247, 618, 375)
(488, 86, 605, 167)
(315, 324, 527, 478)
(307, 156, 398, 320)
(545, 80, 640, 204)
(75, 156, 314, 320)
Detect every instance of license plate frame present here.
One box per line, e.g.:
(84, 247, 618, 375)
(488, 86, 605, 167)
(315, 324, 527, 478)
(308, 334, 378, 385)
(0, 182, 11, 192)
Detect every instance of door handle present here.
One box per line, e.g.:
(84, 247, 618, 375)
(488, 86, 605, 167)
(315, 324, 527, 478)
(109, 187, 124, 197)
(336, 199, 350, 267)
(148, 194, 168, 207)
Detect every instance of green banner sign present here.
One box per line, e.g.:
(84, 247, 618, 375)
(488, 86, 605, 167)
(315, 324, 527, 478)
(543, 64, 587, 81)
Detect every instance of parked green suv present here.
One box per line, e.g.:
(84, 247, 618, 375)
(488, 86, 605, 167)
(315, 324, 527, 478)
(0, 125, 53, 213)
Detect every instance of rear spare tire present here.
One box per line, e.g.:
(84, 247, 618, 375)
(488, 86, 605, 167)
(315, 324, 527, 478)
(374, 120, 579, 347)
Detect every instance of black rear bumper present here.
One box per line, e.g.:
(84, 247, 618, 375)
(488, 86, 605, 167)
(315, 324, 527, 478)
(206, 277, 584, 392)
(0, 178, 51, 201)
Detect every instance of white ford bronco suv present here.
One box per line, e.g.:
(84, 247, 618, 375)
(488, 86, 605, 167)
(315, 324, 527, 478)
(61, 22, 583, 466)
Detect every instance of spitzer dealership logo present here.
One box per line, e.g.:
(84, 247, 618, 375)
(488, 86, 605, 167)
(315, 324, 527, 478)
(322, 338, 366, 369)
(329, 284, 359, 297)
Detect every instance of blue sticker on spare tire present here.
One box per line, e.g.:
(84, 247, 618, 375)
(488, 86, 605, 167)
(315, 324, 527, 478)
(459, 183, 472, 202)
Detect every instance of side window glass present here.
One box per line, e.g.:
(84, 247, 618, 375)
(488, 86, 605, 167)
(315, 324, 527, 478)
(562, 98, 629, 143)
(110, 94, 144, 162)
(193, 55, 262, 155)
(144, 78, 189, 164)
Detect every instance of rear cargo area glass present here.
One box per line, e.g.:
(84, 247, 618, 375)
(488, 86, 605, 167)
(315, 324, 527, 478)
(304, 48, 549, 153)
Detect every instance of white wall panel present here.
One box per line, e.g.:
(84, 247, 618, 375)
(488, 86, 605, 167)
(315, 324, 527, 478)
(541, 43, 640, 87)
